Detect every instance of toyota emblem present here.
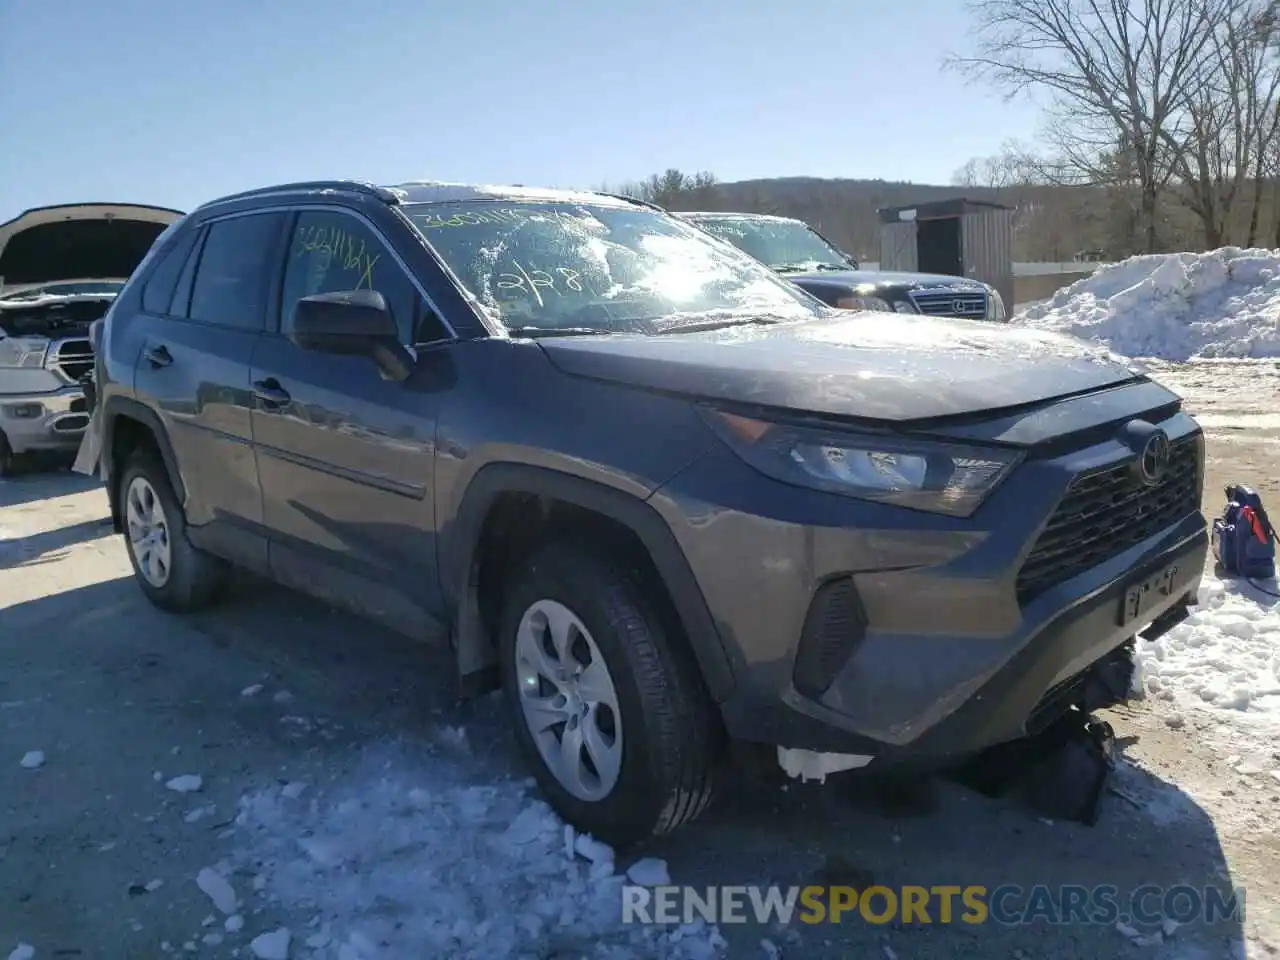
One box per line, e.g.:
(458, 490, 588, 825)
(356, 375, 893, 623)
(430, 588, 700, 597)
(1138, 429, 1171, 485)
(952, 299, 967, 313)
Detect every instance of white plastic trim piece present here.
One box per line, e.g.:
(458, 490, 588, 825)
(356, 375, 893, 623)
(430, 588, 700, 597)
(776, 746, 872, 784)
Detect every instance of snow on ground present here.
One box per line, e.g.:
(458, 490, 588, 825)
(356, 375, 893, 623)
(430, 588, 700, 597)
(1017, 247, 1280, 360)
(1133, 573, 1280, 781)
(204, 740, 724, 960)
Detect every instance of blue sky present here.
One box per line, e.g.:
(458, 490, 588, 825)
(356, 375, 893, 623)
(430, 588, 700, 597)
(0, 0, 1044, 222)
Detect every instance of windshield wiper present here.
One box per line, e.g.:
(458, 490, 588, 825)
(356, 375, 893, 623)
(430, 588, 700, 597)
(652, 317, 781, 335)
(771, 262, 850, 274)
(506, 326, 611, 339)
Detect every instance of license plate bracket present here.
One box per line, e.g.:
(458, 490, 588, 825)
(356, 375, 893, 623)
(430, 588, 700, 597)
(1119, 562, 1181, 627)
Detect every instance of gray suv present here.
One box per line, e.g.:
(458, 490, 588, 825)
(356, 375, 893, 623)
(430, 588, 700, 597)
(87, 180, 1207, 847)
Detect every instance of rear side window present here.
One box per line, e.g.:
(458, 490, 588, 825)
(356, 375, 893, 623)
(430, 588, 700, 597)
(187, 213, 285, 331)
(141, 230, 198, 315)
(169, 229, 205, 319)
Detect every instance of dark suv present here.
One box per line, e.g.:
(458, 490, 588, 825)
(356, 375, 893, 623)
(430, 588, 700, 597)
(90, 180, 1206, 847)
(679, 211, 1007, 321)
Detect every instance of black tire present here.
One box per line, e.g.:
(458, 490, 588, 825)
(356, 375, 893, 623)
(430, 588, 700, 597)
(498, 539, 723, 848)
(0, 432, 14, 478)
(118, 450, 229, 612)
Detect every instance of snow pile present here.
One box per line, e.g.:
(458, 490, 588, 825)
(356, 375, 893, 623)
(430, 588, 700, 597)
(224, 750, 725, 960)
(1018, 248, 1280, 360)
(1134, 573, 1280, 751)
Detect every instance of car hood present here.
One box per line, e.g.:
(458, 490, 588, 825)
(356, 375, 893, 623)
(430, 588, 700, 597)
(536, 313, 1145, 423)
(0, 203, 183, 294)
(787, 268, 988, 291)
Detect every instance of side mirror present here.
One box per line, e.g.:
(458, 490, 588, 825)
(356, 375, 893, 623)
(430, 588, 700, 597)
(288, 290, 414, 381)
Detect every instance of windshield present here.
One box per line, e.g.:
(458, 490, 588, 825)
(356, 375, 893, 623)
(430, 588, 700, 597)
(0, 281, 124, 300)
(404, 201, 825, 334)
(686, 217, 856, 273)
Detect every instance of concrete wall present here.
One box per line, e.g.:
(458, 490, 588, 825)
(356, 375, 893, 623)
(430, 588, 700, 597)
(1013, 271, 1094, 304)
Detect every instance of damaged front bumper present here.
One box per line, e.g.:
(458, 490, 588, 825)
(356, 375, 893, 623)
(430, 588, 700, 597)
(766, 528, 1204, 784)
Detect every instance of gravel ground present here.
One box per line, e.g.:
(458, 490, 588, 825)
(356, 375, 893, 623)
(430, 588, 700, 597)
(2, 361, 1278, 959)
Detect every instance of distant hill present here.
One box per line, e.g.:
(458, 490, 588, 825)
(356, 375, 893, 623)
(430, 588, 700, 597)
(656, 175, 1273, 264)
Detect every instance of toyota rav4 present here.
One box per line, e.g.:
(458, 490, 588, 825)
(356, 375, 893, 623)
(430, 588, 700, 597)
(87, 180, 1206, 847)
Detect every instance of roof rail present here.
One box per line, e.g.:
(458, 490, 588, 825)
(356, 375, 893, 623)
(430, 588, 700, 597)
(199, 179, 401, 209)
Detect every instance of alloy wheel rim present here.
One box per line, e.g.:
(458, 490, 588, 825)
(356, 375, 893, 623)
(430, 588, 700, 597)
(514, 599, 623, 801)
(125, 476, 172, 588)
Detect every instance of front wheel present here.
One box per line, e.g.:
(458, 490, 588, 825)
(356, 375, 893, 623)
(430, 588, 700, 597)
(499, 541, 723, 849)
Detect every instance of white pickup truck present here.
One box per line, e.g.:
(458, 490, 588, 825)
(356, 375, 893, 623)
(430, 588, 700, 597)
(0, 202, 182, 475)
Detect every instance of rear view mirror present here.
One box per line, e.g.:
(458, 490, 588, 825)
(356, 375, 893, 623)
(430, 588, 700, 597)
(288, 290, 413, 381)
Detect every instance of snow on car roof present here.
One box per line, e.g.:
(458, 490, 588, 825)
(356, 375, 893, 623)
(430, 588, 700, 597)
(679, 211, 804, 224)
(382, 181, 636, 207)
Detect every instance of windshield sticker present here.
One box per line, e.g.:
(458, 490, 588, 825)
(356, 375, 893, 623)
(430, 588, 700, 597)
(294, 225, 380, 289)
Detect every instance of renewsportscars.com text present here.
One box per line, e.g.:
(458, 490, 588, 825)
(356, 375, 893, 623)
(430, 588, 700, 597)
(622, 884, 1244, 927)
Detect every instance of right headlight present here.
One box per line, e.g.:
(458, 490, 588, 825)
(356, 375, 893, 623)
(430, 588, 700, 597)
(0, 336, 49, 369)
(835, 295, 892, 312)
(701, 409, 1022, 517)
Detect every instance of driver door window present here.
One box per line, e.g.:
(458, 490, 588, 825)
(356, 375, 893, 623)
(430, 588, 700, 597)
(280, 211, 433, 343)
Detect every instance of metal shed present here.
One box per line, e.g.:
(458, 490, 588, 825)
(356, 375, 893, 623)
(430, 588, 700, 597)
(878, 198, 1014, 310)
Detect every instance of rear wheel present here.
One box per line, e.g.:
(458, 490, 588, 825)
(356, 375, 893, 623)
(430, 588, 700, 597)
(499, 540, 722, 848)
(119, 452, 228, 612)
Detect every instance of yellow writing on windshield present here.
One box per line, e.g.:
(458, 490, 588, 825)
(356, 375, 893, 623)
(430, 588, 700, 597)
(294, 224, 380, 289)
(416, 208, 592, 231)
(495, 260, 585, 307)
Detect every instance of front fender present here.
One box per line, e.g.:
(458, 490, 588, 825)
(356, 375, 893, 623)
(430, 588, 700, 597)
(443, 461, 735, 703)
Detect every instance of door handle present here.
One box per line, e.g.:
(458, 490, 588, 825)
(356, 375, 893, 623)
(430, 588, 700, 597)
(142, 344, 172, 368)
(252, 379, 291, 408)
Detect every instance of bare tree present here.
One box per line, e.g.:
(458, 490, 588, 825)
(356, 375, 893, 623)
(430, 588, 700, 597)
(948, 0, 1231, 252)
(951, 139, 1042, 188)
(1161, 0, 1280, 247)
(952, 139, 1050, 250)
(1241, 4, 1280, 245)
(594, 169, 719, 211)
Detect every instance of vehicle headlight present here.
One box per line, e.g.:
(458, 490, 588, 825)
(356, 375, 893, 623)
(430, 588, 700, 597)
(701, 409, 1022, 517)
(0, 336, 49, 369)
(835, 295, 892, 312)
(986, 288, 1007, 321)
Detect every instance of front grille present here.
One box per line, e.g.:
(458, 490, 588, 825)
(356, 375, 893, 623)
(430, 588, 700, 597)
(48, 338, 94, 383)
(909, 290, 988, 319)
(1016, 438, 1200, 602)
